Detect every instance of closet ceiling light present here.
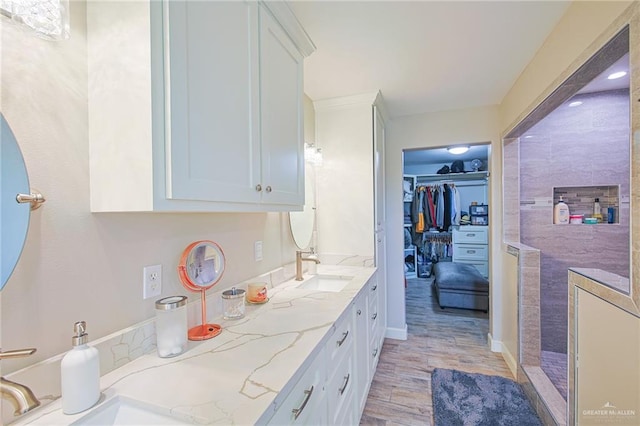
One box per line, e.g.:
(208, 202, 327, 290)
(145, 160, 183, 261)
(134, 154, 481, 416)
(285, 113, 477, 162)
(569, 101, 582, 107)
(447, 146, 469, 155)
(607, 71, 627, 80)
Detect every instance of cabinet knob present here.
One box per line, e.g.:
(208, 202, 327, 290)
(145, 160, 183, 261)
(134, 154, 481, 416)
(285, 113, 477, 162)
(265, 186, 272, 193)
(255, 184, 262, 192)
(357, 309, 362, 315)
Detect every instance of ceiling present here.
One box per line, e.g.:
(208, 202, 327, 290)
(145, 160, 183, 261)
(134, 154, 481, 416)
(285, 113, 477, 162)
(290, 1, 571, 118)
(404, 144, 489, 166)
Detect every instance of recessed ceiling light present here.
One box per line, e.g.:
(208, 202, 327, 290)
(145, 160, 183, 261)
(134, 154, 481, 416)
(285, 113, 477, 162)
(447, 146, 469, 155)
(607, 71, 627, 80)
(569, 101, 583, 107)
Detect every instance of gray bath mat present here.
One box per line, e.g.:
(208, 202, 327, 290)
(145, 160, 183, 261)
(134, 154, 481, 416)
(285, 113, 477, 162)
(432, 368, 542, 426)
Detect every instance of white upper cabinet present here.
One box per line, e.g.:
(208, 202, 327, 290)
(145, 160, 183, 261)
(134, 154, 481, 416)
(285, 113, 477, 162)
(87, 1, 314, 212)
(259, 7, 305, 205)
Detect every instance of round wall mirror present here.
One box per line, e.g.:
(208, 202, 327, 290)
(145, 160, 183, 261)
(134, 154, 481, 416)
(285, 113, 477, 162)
(178, 240, 225, 340)
(1, 113, 31, 291)
(289, 167, 315, 249)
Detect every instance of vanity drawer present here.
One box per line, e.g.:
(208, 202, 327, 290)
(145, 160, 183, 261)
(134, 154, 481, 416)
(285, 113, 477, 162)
(453, 244, 488, 261)
(326, 348, 355, 425)
(326, 312, 353, 365)
(268, 348, 327, 425)
(453, 228, 488, 244)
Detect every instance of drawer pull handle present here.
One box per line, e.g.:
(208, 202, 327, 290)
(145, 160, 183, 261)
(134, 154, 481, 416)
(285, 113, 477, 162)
(372, 347, 378, 357)
(466, 233, 476, 237)
(339, 374, 350, 395)
(292, 385, 314, 420)
(466, 250, 476, 254)
(371, 312, 378, 321)
(337, 330, 349, 347)
(371, 284, 377, 291)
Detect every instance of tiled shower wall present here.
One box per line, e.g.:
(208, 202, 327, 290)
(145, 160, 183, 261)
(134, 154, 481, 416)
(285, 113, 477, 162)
(520, 89, 630, 353)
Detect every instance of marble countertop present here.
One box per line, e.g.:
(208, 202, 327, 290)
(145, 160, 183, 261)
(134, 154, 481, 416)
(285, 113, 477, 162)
(16, 265, 376, 425)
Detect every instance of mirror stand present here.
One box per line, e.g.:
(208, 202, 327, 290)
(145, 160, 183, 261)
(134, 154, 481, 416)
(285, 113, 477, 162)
(188, 288, 221, 340)
(177, 240, 226, 341)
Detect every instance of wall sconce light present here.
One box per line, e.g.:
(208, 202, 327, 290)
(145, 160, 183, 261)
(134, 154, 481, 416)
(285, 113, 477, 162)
(304, 143, 323, 166)
(447, 146, 469, 155)
(1, 0, 70, 40)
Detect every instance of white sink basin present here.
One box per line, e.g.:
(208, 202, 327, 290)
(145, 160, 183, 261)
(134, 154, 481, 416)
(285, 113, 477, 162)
(71, 396, 183, 425)
(295, 275, 354, 292)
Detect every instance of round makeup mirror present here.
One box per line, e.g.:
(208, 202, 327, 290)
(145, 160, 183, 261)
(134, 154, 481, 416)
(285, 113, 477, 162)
(289, 167, 315, 249)
(1, 113, 31, 291)
(178, 240, 225, 340)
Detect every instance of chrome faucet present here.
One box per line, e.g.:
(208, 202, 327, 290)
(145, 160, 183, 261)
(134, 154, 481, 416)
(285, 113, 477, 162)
(295, 250, 320, 281)
(0, 348, 41, 416)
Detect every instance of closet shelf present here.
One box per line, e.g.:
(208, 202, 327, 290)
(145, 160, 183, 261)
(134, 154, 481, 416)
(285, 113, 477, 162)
(416, 171, 489, 182)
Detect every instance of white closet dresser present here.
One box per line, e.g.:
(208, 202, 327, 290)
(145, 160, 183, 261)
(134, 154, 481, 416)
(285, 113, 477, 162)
(452, 225, 489, 278)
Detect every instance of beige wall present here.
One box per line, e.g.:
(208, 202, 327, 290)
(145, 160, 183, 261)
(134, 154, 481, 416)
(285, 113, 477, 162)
(314, 96, 375, 259)
(500, 251, 518, 376)
(386, 106, 501, 337)
(1, 1, 298, 373)
(500, 0, 633, 134)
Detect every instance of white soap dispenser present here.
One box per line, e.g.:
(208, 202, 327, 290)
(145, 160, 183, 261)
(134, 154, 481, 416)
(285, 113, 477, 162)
(554, 196, 570, 225)
(61, 321, 100, 414)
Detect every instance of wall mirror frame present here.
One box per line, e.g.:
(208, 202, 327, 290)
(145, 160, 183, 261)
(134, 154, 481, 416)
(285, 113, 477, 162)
(177, 240, 226, 340)
(289, 165, 315, 249)
(1, 113, 35, 291)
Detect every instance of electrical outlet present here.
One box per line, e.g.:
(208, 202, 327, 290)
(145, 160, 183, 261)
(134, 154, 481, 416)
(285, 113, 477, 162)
(143, 265, 162, 299)
(254, 241, 263, 261)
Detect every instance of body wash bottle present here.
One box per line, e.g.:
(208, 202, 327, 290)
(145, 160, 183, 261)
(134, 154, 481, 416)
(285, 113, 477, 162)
(61, 321, 100, 414)
(554, 196, 570, 224)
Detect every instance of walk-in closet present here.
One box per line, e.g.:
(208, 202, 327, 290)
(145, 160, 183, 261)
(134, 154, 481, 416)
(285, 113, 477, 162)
(403, 144, 490, 281)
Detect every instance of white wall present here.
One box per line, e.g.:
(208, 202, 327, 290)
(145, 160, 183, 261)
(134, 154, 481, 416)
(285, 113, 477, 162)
(314, 96, 374, 260)
(386, 106, 501, 339)
(1, 1, 298, 373)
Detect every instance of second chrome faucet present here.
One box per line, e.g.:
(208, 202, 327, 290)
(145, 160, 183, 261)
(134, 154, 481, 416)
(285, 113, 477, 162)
(295, 250, 320, 281)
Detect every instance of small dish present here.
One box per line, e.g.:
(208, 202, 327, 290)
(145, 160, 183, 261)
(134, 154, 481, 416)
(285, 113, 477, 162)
(246, 297, 269, 305)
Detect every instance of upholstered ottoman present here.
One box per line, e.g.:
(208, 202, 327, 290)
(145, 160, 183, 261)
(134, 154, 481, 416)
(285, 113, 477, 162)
(433, 262, 489, 312)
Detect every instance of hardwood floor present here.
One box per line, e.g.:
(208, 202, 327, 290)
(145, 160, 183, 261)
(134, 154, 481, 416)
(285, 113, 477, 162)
(360, 277, 513, 425)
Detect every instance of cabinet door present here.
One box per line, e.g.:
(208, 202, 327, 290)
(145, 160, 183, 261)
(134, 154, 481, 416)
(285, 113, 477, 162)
(165, 1, 262, 204)
(259, 7, 304, 205)
(353, 290, 370, 416)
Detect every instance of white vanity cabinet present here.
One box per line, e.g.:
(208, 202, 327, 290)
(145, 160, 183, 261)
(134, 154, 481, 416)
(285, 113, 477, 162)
(266, 271, 382, 425)
(353, 288, 370, 418)
(325, 311, 356, 425)
(87, 1, 314, 213)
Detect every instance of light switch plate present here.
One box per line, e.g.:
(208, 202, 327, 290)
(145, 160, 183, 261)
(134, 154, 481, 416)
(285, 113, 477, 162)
(254, 241, 263, 262)
(143, 265, 162, 299)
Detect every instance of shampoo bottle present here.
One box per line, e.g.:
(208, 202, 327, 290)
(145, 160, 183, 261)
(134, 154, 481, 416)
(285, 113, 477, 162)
(61, 321, 100, 414)
(554, 196, 570, 224)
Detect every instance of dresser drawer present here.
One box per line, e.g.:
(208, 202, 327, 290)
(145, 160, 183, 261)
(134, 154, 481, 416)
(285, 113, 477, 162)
(453, 244, 488, 261)
(453, 227, 488, 244)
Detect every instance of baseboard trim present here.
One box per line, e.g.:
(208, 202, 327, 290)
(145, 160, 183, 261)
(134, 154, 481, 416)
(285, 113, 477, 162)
(488, 333, 502, 352)
(488, 333, 518, 377)
(385, 324, 408, 340)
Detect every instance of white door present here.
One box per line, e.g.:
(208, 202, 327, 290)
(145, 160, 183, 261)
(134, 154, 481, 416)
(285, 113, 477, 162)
(164, 1, 261, 204)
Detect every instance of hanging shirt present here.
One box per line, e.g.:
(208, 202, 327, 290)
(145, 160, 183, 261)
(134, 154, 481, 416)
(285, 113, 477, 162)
(452, 185, 461, 226)
(436, 185, 445, 229)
